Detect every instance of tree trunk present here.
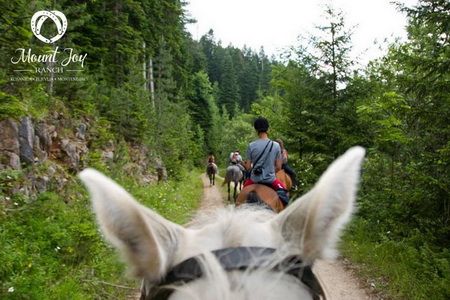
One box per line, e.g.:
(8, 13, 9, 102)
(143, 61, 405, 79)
(143, 42, 147, 90)
(331, 23, 337, 102)
(148, 58, 155, 109)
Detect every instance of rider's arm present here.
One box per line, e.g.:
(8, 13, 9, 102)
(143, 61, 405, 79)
(246, 146, 252, 165)
(274, 144, 282, 172)
(275, 158, 282, 172)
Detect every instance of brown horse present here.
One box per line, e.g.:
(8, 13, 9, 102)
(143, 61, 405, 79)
(236, 184, 284, 212)
(238, 160, 292, 212)
(206, 162, 218, 186)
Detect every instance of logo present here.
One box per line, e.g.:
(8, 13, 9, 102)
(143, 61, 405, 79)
(9, 10, 87, 82)
(31, 10, 67, 44)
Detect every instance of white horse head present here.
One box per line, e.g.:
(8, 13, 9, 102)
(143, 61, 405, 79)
(79, 146, 365, 300)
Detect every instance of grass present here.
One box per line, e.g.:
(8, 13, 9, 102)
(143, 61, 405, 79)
(341, 217, 450, 300)
(124, 170, 204, 224)
(0, 169, 203, 299)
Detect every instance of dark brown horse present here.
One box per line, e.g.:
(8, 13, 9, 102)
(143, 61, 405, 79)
(238, 160, 292, 212)
(206, 162, 218, 186)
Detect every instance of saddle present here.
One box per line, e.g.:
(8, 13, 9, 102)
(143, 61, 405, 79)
(276, 169, 292, 191)
(236, 184, 285, 213)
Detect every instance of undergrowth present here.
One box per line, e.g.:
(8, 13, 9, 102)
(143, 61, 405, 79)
(0, 168, 203, 299)
(342, 217, 450, 300)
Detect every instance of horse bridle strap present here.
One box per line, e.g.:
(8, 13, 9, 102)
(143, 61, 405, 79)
(143, 246, 325, 300)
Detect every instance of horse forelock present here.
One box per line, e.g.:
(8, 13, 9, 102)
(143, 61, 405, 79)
(164, 252, 312, 300)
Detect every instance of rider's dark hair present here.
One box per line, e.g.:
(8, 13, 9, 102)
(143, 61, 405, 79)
(254, 117, 269, 133)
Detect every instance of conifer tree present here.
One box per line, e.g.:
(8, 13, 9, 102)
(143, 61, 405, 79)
(218, 51, 239, 116)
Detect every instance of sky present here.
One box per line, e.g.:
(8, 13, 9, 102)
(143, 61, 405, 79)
(185, 0, 419, 65)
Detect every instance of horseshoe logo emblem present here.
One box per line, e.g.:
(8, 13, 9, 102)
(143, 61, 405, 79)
(31, 10, 67, 44)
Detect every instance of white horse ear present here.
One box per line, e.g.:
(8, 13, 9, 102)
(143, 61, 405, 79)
(78, 169, 185, 281)
(272, 146, 365, 263)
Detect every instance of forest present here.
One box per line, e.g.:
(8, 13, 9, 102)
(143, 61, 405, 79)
(0, 0, 449, 299)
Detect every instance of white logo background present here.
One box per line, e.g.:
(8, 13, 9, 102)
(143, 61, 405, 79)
(31, 10, 67, 44)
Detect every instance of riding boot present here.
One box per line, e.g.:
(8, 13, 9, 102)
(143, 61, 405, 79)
(276, 189, 289, 207)
(282, 163, 298, 189)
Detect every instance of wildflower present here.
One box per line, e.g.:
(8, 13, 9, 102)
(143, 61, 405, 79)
(8, 287, 14, 293)
(14, 202, 19, 206)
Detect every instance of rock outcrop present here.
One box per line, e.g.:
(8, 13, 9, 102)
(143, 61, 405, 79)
(0, 114, 167, 198)
(0, 119, 21, 169)
(18, 117, 35, 164)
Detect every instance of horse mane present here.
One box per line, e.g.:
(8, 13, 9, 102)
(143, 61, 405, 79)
(162, 254, 311, 300)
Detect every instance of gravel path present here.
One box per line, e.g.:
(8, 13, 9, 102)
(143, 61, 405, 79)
(314, 259, 375, 299)
(199, 173, 375, 300)
(199, 174, 225, 210)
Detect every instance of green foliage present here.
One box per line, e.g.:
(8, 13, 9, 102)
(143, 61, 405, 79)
(198, 31, 274, 114)
(152, 100, 200, 179)
(292, 5, 354, 100)
(343, 218, 450, 299)
(0, 185, 131, 299)
(357, 91, 411, 153)
(0, 170, 202, 298)
(218, 51, 240, 115)
(264, 2, 449, 298)
(187, 70, 221, 155)
(126, 170, 203, 224)
(343, 2, 449, 292)
(215, 113, 254, 165)
(0, 92, 26, 119)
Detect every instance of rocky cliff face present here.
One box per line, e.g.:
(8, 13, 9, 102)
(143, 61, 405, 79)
(0, 114, 166, 199)
(0, 115, 88, 171)
(0, 119, 21, 170)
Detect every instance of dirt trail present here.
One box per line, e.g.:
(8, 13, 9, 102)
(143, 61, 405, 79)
(199, 174, 225, 210)
(199, 174, 375, 300)
(313, 259, 375, 299)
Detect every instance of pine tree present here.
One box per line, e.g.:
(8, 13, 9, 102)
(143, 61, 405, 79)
(218, 51, 239, 116)
(296, 5, 354, 103)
